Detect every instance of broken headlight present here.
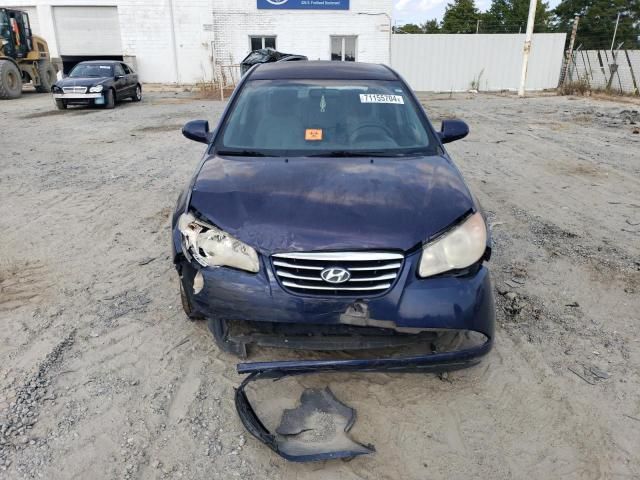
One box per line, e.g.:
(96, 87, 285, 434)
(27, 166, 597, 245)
(178, 213, 259, 273)
(418, 212, 487, 278)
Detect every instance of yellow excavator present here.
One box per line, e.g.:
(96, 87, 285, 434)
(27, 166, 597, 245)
(0, 8, 56, 99)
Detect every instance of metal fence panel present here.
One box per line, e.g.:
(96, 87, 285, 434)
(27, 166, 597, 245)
(390, 33, 567, 92)
(563, 49, 640, 95)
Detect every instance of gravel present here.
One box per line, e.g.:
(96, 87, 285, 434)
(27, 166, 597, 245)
(1, 90, 639, 479)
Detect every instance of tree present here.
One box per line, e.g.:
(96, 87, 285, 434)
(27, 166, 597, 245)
(552, 0, 640, 49)
(441, 0, 481, 33)
(482, 0, 551, 32)
(422, 19, 441, 33)
(395, 23, 424, 34)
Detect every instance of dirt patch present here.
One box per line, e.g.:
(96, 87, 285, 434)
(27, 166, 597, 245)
(1, 92, 639, 479)
(135, 124, 184, 133)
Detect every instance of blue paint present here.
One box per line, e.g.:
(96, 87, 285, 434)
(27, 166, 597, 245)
(257, 0, 349, 10)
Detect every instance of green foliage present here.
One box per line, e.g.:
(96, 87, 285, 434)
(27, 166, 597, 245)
(441, 0, 481, 33)
(481, 0, 551, 32)
(395, 19, 441, 34)
(552, 0, 640, 49)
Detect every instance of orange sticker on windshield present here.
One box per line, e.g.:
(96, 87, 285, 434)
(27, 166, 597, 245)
(305, 129, 323, 141)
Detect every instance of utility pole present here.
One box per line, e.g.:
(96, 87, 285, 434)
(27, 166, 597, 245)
(476, 19, 480, 34)
(518, 0, 538, 96)
(562, 16, 579, 85)
(610, 12, 621, 52)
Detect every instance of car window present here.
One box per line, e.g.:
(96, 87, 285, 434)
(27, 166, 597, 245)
(121, 63, 132, 74)
(218, 79, 437, 157)
(114, 64, 125, 76)
(69, 64, 113, 78)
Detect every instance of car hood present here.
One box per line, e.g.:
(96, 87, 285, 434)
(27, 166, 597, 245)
(56, 77, 111, 87)
(189, 155, 475, 254)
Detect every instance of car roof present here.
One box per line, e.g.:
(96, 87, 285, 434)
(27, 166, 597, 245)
(77, 60, 121, 65)
(250, 61, 398, 81)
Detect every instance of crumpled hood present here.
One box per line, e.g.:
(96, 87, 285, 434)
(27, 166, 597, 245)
(55, 77, 110, 88)
(189, 155, 475, 254)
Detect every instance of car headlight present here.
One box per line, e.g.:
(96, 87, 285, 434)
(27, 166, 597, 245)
(89, 85, 104, 93)
(418, 212, 487, 278)
(178, 213, 259, 273)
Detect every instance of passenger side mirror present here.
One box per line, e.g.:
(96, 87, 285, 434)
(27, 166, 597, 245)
(439, 119, 469, 144)
(182, 120, 211, 144)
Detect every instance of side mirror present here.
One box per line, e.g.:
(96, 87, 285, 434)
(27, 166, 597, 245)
(182, 120, 211, 144)
(439, 119, 469, 144)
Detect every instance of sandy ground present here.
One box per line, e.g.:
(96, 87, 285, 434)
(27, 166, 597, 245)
(0, 90, 639, 480)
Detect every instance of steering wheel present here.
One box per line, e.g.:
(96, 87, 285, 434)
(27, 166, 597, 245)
(349, 124, 394, 144)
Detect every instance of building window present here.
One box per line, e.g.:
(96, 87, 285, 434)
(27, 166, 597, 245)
(331, 36, 356, 62)
(250, 36, 276, 51)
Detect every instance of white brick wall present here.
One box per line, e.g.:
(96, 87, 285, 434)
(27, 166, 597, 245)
(0, 0, 392, 83)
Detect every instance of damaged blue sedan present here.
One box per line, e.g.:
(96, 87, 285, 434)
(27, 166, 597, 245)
(171, 61, 495, 459)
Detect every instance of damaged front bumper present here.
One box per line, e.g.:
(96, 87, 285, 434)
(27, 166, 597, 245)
(234, 336, 491, 462)
(174, 244, 495, 461)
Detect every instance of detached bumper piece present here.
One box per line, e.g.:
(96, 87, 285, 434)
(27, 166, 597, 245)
(235, 373, 374, 462)
(234, 335, 492, 461)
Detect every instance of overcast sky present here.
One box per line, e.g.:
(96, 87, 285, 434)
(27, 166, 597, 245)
(393, 0, 561, 25)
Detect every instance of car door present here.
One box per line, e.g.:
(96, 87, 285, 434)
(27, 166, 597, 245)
(113, 63, 127, 99)
(121, 63, 135, 96)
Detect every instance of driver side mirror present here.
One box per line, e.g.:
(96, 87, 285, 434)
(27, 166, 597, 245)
(182, 120, 211, 144)
(439, 119, 469, 144)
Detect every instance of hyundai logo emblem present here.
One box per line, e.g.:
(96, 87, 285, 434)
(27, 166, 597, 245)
(266, 0, 289, 5)
(320, 267, 351, 284)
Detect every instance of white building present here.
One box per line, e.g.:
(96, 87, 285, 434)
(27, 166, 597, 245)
(1, 0, 392, 83)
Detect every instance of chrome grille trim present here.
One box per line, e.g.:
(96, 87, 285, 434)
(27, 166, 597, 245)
(282, 281, 392, 291)
(62, 86, 88, 94)
(274, 252, 403, 261)
(272, 251, 404, 297)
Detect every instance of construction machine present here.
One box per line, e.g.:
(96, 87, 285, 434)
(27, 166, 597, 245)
(0, 8, 56, 99)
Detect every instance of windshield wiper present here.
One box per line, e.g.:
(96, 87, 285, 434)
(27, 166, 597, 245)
(216, 149, 268, 157)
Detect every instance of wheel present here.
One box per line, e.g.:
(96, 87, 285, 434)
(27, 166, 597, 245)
(35, 61, 56, 93)
(180, 280, 202, 320)
(104, 88, 115, 109)
(131, 84, 142, 102)
(0, 60, 23, 99)
(55, 99, 67, 110)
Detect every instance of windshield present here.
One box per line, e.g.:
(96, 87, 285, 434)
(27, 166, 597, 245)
(69, 64, 113, 78)
(217, 79, 438, 157)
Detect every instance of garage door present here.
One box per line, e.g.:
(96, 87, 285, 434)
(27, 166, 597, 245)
(8, 6, 40, 35)
(53, 6, 122, 56)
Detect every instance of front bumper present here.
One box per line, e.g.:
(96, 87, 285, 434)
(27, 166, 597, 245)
(52, 93, 102, 99)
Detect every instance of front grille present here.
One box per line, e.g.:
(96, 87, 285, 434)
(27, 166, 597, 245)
(62, 86, 87, 94)
(272, 251, 404, 297)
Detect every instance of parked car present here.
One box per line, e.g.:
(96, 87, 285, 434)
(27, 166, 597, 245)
(173, 60, 495, 371)
(240, 48, 307, 75)
(51, 60, 141, 110)
(174, 61, 495, 459)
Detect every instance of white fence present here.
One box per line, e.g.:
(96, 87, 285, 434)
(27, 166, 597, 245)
(390, 33, 567, 92)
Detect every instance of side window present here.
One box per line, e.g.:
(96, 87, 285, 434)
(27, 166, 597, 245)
(114, 63, 125, 76)
(121, 63, 132, 74)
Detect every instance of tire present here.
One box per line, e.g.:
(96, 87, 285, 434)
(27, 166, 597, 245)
(180, 280, 202, 320)
(55, 99, 67, 110)
(131, 84, 142, 102)
(104, 88, 115, 109)
(35, 61, 56, 93)
(0, 60, 22, 99)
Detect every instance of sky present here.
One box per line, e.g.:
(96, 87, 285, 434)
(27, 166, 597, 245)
(393, 0, 561, 25)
